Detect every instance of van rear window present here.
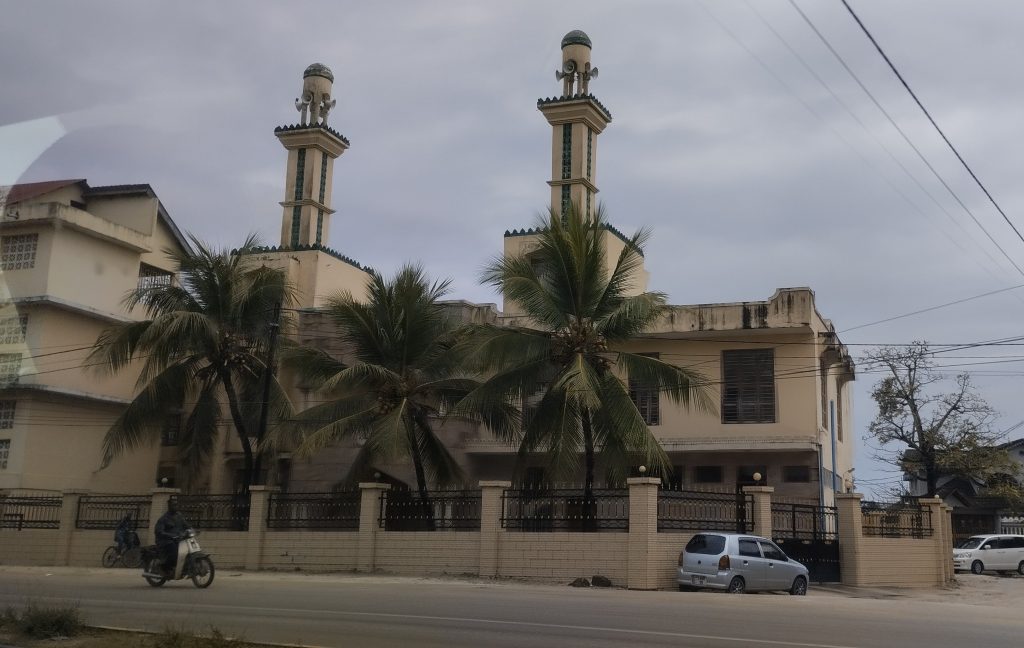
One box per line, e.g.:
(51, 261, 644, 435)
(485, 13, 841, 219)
(685, 534, 726, 555)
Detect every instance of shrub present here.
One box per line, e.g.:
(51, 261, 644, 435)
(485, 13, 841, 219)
(13, 604, 83, 639)
(151, 627, 247, 648)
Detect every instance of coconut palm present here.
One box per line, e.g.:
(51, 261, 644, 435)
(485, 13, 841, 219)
(89, 234, 291, 491)
(280, 264, 515, 527)
(457, 205, 715, 524)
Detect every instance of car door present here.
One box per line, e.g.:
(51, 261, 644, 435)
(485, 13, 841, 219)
(735, 538, 767, 590)
(1006, 536, 1024, 571)
(758, 540, 793, 590)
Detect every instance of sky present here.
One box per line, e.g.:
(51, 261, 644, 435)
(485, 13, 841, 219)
(3, 0, 1024, 497)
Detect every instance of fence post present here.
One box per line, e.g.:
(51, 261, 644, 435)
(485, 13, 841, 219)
(149, 488, 181, 531)
(917, 497, 946, 586)
(835, 492, 863, 586)
(245, 486, 277, 571)
(742, 486, 774, 538)
(626, 477, 660, 590)
(54, 490, 89, 566)
(478, 481, 510, 578)
(942, 503, 954, 583)
(357, 482, 390, 573)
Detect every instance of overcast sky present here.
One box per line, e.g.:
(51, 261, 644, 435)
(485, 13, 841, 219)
(4, 0, 1024, 497)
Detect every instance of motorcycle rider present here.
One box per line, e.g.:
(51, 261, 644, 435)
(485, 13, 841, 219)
(154, 500, 188, 574)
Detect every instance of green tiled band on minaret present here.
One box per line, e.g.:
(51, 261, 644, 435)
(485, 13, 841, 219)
(586, 129, 592, 180)
(317, 151, 328, 245)
(561, 124, 572, 180)
(561, 185, 570, 217)
(290, 148, 307, 247)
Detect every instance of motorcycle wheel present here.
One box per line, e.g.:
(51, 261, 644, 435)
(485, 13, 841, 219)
(123, 546, 143, 569)
(101, 546, 118, 568)
(144, 558, 167, 587)
(190, 556, 215, 589)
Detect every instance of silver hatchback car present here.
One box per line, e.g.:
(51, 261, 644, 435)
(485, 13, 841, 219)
(677, 532, 809, 595)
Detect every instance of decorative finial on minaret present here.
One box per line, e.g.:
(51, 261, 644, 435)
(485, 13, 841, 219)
(295, 63, 337, 126)
(556, 30, 598, 96)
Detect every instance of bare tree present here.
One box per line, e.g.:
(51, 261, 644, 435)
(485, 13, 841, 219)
(865, 342, 1014, 497)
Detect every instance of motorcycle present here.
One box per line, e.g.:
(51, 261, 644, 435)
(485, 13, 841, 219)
(140, 528, 215, 588)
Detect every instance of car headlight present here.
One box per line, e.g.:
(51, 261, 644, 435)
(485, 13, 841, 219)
(959, 553, 971, 559)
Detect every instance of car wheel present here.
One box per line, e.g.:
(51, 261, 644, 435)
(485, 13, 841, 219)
(1018, 561, 1024, 576)
(790, 576, 807, 596)
(727, 576, 745, 594)
(970, 560, 985, 575)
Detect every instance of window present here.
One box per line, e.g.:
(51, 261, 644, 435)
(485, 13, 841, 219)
(161, 414, 181, 447)
(738, 539, 761, 557)
(737, 465, 768, 486)
(0, 315, 27, 344)
(629, 352, 660, 426)
(1003, 537, 1024, 549)
(783, 465, 811, 483)
(694, 466, 723, 484)
(0, 233, 39, 270)
(0, 439, 8, 470)
(722, 349, 776, 423)
(820, 360, 829, 427)
(758, 540, 786, 561)
(0, 353, 21, 385)
(685, 534, 725, 555)
(138, 263, 173, 291)
(835, 376, 844, 442)
(0, 400, 14, 429)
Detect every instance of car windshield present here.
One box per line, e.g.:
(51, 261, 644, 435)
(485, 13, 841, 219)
(955, 537, 985, 549)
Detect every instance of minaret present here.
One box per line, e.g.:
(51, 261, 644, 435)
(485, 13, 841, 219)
(274, 63, 350, 248)
(538, 30, 612, 217)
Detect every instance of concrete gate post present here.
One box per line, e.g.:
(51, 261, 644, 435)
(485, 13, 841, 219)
(743, 486, 774, 538)
(54, 490, 89, 566)
(357, 482, 390, 573)
(626, 477, 661, 590)
(478, 481, 510, 578)
(835, 493, 863, 586)
(245, 485, 277, 570)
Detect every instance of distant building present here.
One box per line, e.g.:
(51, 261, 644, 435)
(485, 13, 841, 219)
(217, 33, 856, 505)
(0, 180, 190, 492)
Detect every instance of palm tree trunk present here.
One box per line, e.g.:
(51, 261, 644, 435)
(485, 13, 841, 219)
(407, 416, 436, 531)
(581, 408, 597, 532)
(220, 369, 255, 492)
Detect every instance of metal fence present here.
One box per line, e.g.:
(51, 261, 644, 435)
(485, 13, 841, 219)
(501, 487, 629, 532)
(379, 489, 481, 531)
(0, 494, 62, 530)
(771, 501, 838, 541)
(861, 501, 933, 538)
(267, 491, 361, 530)
(657, 489, 752, 533)
(173, 493, 251, 531)
(76, 495, 151, 530)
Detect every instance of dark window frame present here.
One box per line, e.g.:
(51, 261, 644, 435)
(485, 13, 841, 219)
(783, 465, 811, 483)
(694, 465, 723, 484)
(628, 352, 661, 426)
(721, 349, 776, 424)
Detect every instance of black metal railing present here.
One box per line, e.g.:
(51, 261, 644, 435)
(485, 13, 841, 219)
(861, 501, 933, 538)
(267, 491, 360, 530)
(0, 494, 62, 529)
(173, 493, 251, 531)
(76, 495, 151, 530)
(501, 487, 629, 532)
(379, 490, 481, 531)
(771, 501, 838, 540)
(657, 489, 751, 533)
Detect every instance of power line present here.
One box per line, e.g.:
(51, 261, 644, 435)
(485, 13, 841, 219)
(839, 282, 1024, 332)
(840, 0, 1024, 248)
(788, 0, 1024, 277)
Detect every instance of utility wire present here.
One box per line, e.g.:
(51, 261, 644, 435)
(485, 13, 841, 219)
(788, 0, 1024, 277)
(840, 0, 1024, 248)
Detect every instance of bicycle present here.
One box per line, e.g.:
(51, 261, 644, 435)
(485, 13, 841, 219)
(102, 531, 142, 568)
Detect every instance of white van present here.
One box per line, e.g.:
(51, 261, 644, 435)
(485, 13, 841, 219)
(952, 534, 1024, 574)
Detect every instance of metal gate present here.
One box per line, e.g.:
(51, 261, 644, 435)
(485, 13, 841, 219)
(771, 502, 841, 583)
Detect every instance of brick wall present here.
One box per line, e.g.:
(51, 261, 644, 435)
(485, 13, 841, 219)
(376, 532, 480, 576)
(0, 528, 61, 565)
(261, 531, 359, 571)
(497, 532, 629, 584)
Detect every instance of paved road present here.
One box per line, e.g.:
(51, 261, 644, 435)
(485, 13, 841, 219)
(0, 567, 1019, 647)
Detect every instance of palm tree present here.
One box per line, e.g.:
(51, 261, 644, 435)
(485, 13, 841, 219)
(458, 205, 715, 525)
(280, 264, 515, 528)
(89, 235, 291, 492)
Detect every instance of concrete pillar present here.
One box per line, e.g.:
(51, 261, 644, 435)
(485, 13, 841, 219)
(942, 503, 955, 583)
(626, 477, 661, 590)
(245, 486, 277, 570)
(919, 497, 946, 586)
(835, 492, 863, 586)
(54, 490, 89, 566)
(478, 481, 510, 578)
(743, 486, 774, 538)
(357, 482, 390, 573)
(149, 488, 181, 527)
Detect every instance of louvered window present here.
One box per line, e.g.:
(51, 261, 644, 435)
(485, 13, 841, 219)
(722, 349, 775, 423)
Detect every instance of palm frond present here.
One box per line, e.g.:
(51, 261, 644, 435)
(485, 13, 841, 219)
(616, 351, 717, 415)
